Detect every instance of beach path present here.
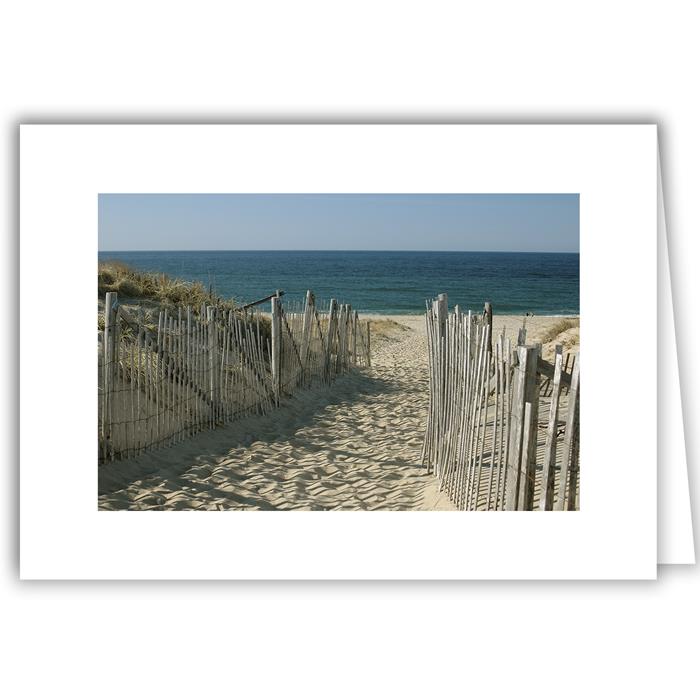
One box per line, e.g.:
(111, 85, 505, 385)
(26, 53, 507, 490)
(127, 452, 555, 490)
(98, 316, 455, 511)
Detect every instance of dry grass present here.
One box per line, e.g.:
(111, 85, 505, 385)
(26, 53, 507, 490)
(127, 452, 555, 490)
(538, 317, 580, 345)
(98, 260, 239, 312)
(98, 261, 271, 344)
(369, 318, 411, 343)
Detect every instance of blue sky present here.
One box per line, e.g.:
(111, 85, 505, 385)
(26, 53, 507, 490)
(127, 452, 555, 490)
(98, 193, 579, 253)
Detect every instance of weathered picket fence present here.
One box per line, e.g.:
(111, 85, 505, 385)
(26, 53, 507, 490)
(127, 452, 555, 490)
(98, 290, 370, 463)
(270, 291, 371, 405)
(422, 294, 580, 511)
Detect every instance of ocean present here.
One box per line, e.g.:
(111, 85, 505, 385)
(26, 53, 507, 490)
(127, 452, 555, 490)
(97, 250, 579, 316)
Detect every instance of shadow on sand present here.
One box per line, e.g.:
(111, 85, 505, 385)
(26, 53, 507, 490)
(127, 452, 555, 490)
(98, 368, 397, 504)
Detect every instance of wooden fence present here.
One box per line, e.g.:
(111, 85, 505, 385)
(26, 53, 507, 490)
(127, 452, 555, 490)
(422, 294, 580, 511)
(270, 291, 371, 405)
(98, 290, 370, 463)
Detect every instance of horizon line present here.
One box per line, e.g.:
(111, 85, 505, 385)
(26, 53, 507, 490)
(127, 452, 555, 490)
(98, 248, 580, 255)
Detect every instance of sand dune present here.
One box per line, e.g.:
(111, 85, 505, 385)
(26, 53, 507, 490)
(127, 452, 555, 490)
(98, 313, 577, 511)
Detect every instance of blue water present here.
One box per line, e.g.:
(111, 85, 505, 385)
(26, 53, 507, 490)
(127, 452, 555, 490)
(98, 251, 579, 315)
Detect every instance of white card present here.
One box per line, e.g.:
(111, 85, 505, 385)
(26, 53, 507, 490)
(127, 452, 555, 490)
(20, 124, 660, 579)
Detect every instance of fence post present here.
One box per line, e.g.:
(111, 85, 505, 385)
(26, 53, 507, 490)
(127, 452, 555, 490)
(207, 306, 217, 427)
(518, 400, 533, 508)
(113, 304, 123, 457)
(517, 323, 527, 346)
(366, 319, 371, 367)
(505, 345, 538, 510)
(110, 293, 119, 459)
(343, 304, 350, 370)
(539, 347, 564, 510)
(436, 293, 448, 339)
(484, 301, 493, 352)
(98, 330, 104, 460)
(325, 299, 338, 382)
(567, 401, 581, 511)
(344, 304, 351, 371)
(103, 292, 116, 462)
(433, 293, 448, 462)
(352, 310, 358, 365)
(518, 346, 540, 510)
(556, 355, 580, 510)
(336, 304, 346, 373)
(300, 290, 314, 381)
(271, 295, 282, 405)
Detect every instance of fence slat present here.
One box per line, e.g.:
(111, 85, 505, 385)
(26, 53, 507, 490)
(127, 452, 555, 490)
(486, 344, 500, 510)
(271, 296, 282, 405)
(539, 348, 564, 510)
(103, 292, 115, 462)
(556, 354, 581, 510)
(366, 320, 371, 367)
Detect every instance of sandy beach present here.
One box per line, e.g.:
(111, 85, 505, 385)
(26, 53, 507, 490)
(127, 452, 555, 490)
(98, 313, 579, 510)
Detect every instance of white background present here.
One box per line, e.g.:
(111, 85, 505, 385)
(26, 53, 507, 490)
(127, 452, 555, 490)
(2, 1, 698, 698)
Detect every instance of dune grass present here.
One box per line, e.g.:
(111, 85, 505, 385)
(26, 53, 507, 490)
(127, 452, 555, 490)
(98, 260, 238, 311)
(98, 261, 272, 346)
(367, 318, 412, 345)
(538, 317, 580, 344)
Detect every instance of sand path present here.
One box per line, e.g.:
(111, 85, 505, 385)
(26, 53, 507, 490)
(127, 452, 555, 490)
(98, 316, 455, 510)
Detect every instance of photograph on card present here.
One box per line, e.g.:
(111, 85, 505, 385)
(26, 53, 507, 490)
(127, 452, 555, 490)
(97, 193, 580, 511)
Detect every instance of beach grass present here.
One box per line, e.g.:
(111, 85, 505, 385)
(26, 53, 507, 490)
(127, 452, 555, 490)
(538, 317, 579, 345)
(98, 261, 271, 343)
(98, 260, 239, 311)
(369, 318, 411, 343)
